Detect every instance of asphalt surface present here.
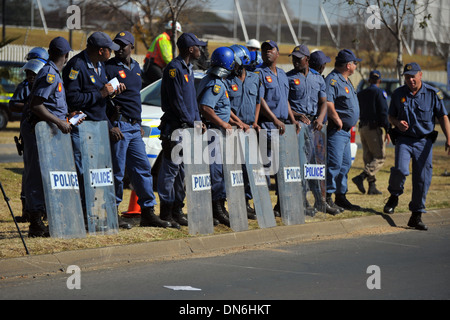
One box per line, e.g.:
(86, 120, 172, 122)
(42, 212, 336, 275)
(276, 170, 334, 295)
(1, 208, 449, 281)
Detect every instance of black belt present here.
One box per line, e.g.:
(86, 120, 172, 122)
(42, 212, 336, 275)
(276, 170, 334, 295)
(118, 114, 139, 125)
(295, 114, 317, 121)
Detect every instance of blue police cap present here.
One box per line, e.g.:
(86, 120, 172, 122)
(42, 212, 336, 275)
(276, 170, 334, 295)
(114, 31, 135, 46)
(261, 40, 279, 52)
(289, 44, 310, 59)
(336, 49, 361, 63)
(176, 33, 207, 49)
(49, 37, 72, 55)
(402, 62, 421, 75)
(87, 32, 120, 51)
(369, 70, 381, 79)
(310, 50, 331, 65)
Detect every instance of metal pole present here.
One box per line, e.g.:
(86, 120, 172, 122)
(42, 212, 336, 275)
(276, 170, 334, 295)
(279, 0, 299, 46)
(0, 181, 30, 255)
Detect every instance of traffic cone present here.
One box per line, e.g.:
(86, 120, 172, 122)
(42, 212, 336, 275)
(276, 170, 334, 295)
(122, 190, 141, 216)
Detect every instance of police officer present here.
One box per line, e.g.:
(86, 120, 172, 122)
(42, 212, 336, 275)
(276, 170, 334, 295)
(157, 32, 207, 228)
(246, 39, 260, 52)
(383, 63, 450, 230)
(286, 44, 328, 214)
(10, 58, 46, 223)
(22, 37, 75, 237)
(225, 44, 260, 219)
(257, 40, 300, 216)
(198, 46, 241, 227)
(104, 31, 171, 229)
(62, 31, 129, 229)
(309, 50, 331, 75)
(352, 70, 390, 195)
(324, 49, 361, 213)
(143, 21, 182, 86)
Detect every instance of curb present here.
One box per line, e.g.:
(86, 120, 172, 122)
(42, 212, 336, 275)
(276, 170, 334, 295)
(1, 209, 449, 279)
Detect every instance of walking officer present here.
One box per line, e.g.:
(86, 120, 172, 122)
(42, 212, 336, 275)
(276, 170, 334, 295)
(104, 31, 172, 228)
(352, 70, 390, 195)
(383, 63, 450, 230)
(324, 49, 362, 213)
(157, 32, 207, 228)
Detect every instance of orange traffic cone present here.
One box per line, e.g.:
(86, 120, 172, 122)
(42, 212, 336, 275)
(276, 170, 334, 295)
(122, 190, 141, 216)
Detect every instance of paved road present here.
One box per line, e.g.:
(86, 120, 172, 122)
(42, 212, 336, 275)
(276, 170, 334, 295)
(1, 223, 449, 302)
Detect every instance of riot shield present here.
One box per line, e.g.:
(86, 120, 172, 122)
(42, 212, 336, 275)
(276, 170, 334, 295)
(183, 125, 214, 235)
(276, 124, 305, 225)
(240, 128, 276, 229)
(298, 124, 327, 215)
(222, 128, 248, 232)
(78, 121, 118, 235)
(35, 121, 86, 238)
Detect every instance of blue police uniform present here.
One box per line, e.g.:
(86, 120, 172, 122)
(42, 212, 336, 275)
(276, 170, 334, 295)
(225, 70, 261, 202)
(226, 70, 260, 124)
(105, 56, 157, 209)
(22, 60, 68, 213)
(158, 56, 200, 206)
(62, 50, 112, 212)
(325, 69, 360, 195)
(197, 73, 231, 201)
(286, 68, 326, 117)
(388, 82, 447, 213)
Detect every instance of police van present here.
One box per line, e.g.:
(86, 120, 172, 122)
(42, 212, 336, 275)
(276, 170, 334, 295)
(0, 61, 26, 130)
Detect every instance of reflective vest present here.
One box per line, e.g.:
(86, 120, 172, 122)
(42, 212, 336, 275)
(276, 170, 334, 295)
(145, 32, 173, 69)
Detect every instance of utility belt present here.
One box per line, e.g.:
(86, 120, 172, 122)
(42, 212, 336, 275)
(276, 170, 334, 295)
(117, 114, 140, 126)
(327, 120, 351, 133)
(295, 114, 317, 122)
(388, 127, 438, 145)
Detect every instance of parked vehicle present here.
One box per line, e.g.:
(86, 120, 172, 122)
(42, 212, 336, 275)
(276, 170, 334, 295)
(0, 61, 26, 130)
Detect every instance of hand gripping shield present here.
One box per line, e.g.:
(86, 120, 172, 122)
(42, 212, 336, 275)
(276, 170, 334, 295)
(35, 121, 86, 238)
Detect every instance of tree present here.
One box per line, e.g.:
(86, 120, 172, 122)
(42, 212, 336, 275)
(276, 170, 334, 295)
(328, 0, 433, 84)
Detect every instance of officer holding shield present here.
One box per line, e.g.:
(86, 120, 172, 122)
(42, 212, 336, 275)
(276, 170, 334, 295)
(22, 37, 75, 237)
(383, 63, 450, 230)
(157, 32, 207, 228)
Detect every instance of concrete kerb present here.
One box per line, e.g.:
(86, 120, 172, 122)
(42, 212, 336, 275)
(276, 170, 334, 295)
(1, 208, 449, 279)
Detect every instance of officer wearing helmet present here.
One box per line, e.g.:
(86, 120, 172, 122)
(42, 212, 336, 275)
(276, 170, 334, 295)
(225, 44, 260, 219)
(25, 47, 49, 64)
(197, 46, 241, 227)
(246, 39, 260, 52)
(9, 58, 46, 223)
(143, 20, 182, 87)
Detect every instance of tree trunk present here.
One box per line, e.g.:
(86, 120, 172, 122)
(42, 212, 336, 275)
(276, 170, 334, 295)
(396, 36, 404, 85)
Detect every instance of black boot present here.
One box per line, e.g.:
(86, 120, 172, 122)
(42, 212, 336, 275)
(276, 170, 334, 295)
(172, 202, 188, 226)
(273, 198, 281, 217)
(383, 194, 398, 214)
(246, 199, 257, 220)
(212, 200, 230, 227)
(325, 193, 342, 215)
(159, 202, 180, 229)
(407, 212, 428, 231)
(335, 194, 361, 211)
(367, 181, 382, 195)
(28, 211, 50, 238)
(140, 206, 172, 228)
(352, 172, 367, 194)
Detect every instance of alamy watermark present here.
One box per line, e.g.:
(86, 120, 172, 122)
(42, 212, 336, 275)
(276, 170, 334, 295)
(365, 5, 382, 30)
(67, 5, 81, 30)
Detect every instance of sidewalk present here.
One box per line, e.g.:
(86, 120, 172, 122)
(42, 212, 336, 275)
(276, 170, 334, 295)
(1, 208, 449, 279)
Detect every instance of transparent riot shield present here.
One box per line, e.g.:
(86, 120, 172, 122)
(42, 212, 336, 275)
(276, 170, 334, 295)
(35, 122, 86, 238)
(78, 121, 118, 235)
(183, 125, 214, 235)
(240, 128, 276, 229)
(276, 124, 305, 225)
(222, 127, 248, 232)
(298, 123, 327, 215)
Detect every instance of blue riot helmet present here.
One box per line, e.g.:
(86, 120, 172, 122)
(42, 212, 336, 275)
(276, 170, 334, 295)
(208, 46, 241, 78)
(21, 58, 46, 75)
(229, 44, 251, 66)
(25, 47, 49, 63)
(247, 50, 263, 71)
